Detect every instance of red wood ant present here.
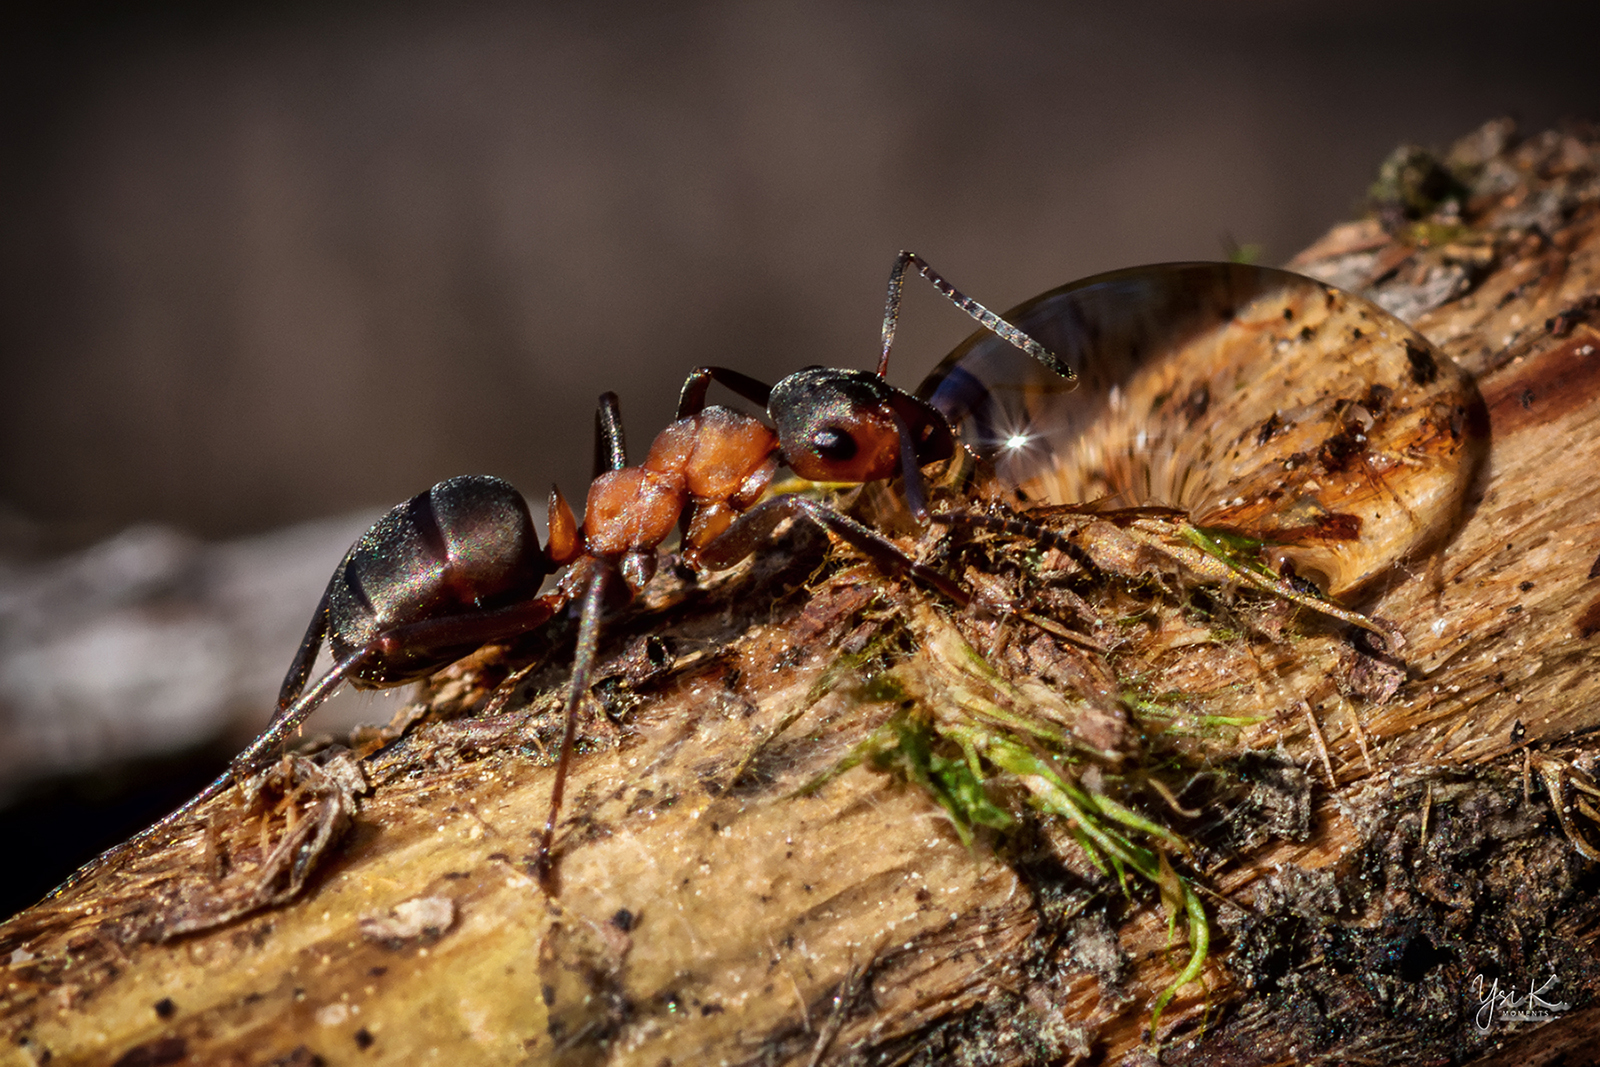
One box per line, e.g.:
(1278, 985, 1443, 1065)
(57, 252, 1070, 896)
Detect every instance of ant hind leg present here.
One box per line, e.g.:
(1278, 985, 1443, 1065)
(45, 645, 368, 899)
(274, 582, 333, 715)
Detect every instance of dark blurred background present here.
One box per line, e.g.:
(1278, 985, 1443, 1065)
(3, 0, 1598, 914)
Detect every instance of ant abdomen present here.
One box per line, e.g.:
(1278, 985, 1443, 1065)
(326, 474, 550, 687)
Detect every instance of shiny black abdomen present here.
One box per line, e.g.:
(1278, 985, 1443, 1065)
(327, 474, 547, 686)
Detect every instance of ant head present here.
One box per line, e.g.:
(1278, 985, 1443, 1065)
(769, 368, 954, 484)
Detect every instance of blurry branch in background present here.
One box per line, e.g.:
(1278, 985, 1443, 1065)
(0, 513, 382, 804)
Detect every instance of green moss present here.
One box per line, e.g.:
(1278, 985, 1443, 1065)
(1226, 242, 1264, 265)
(806, 507, 1395, 1040)
(1406, 220, 1474, 247)
(1367, 144, 1467, 221)
(810, 612, 1212, 1038)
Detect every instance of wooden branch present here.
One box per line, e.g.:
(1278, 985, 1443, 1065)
(6, 118, 1600, 1066)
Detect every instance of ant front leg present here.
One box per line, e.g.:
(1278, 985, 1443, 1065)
(885, 407, 934, 520)
(697, 494, 969, 607)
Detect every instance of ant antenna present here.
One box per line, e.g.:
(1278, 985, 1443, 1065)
(879, 251, 1075, 383)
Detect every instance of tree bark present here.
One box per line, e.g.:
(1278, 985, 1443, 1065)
(5, 118, 1600, 1067)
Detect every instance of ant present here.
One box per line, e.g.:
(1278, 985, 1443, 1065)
(57, 252, 1072, 896)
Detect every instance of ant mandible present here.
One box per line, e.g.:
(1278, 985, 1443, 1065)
(64, 252, 1072, 894)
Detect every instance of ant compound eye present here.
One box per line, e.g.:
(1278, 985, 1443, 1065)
(810, 427, 858, 462)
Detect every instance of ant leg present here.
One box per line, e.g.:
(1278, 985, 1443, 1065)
(677, 366, 774, 419)
(259, 593, 565, 780)
(698, 495, 969, 607)
(929, 509, 1102, 575)
(269, 587, 558, 741)
(46, 646, 367, 899)
(50, 590, 564, 898)
(931, 510, 1400, 645)
(366, 593, 562, 656)
(535, 395, 641, 883)
(879, 251, 1073, 382)
(930, 510, 1083, 553)
(594, 392, 628, 477)
(275, 581, 332, 713)
(225, 649, 367, 775)
(535, 559, 612, 886)
(887, 408, 932, 521)
(211, 594, 565, 822)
